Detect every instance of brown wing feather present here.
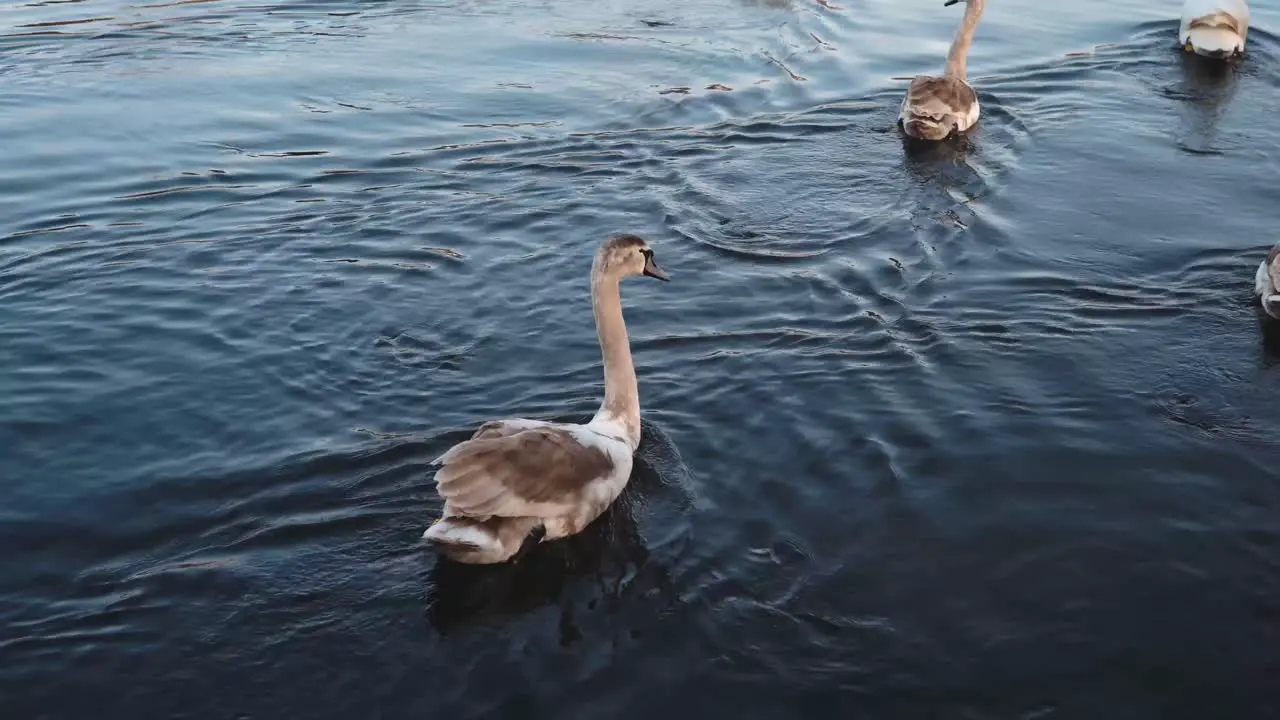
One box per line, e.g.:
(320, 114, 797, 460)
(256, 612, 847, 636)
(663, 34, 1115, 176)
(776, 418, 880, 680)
(1189, 12, 1241, 35)
(468, 419, 526, 441)
(434, 426, 615, 519)
(905, 75, 976, 119)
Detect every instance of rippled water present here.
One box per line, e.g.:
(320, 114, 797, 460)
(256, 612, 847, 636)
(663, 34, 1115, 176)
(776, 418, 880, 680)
(4, 0, 1280, 716)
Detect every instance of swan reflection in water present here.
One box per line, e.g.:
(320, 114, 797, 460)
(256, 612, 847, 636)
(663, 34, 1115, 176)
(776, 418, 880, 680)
(898, 114, 988, 234)
(897, 92, 1008, 177)
(900, 127, 975, 164)
(1254, 304, 1280, 366)
(423, 418, 694, 638)
(1172, 47, 1241, 152)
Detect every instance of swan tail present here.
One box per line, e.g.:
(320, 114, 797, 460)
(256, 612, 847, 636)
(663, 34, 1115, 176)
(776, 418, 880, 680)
(423, 514, 543, 564)
(423, 517, 503, 555)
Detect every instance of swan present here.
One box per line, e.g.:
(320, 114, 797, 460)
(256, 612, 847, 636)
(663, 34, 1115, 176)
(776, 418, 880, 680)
(422, 234, 670, 564)
(899, 0, 985, 141)
(1180, 0, 1249, 59)
(1255, 244, 1280, 319)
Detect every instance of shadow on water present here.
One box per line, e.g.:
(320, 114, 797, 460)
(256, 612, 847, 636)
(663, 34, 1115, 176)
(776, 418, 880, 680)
(1167, 48, 1242, 154)
(899, 129, 978, 189)
(424, 418, 697, 638)
(1256, 312, 1280, 367)
(1095, 22, 1280, 156)
(899, 129, 973, 157)
(424, 492, 649, 638)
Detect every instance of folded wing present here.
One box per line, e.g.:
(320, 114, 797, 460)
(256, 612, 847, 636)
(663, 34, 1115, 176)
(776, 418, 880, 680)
(905, 76, 975, 121)
(433, 424, 618, 520)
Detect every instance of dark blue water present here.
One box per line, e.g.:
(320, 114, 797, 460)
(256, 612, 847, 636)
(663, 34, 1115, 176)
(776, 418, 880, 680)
(4, 0, 1280, 716)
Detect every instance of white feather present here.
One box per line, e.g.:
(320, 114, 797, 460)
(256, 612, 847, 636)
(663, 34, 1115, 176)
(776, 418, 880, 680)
(1256, 255, 1280, 320)
(1180, 0, 1249, 57)
(423, 519, 498, 552)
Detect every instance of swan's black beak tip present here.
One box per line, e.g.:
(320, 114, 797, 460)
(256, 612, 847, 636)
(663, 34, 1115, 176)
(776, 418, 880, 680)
(943, 0, 960, 5)
(643, 261, 670, 282)
(641, 249, 669, 281)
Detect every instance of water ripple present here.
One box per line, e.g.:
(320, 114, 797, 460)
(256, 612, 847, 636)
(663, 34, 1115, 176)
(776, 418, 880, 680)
(6, 0, 1280, 715)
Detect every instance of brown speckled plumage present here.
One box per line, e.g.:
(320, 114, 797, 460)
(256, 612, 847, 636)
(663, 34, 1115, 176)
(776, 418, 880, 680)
(899, 0, 984, 141)
(1189, 12, 1241, 35)
(435, 426, 616, 516)
(422, 234, 669, 564)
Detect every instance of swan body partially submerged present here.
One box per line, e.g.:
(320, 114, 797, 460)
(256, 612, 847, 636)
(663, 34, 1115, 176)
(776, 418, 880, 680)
(899, 0, 985, 141)
(1180, 0, 1249, 59)
(423, 234, 671, 564)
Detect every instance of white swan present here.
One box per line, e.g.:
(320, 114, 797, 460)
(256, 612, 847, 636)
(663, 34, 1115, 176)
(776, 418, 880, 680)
(1180, 0, 1249, 59)
(1255, 245, 1280, 319)
(422, 234, 670, 564)
(899, 0, 985, 141)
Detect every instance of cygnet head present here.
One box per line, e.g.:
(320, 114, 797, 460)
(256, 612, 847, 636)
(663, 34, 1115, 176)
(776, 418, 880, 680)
(594, 234, 669, 282)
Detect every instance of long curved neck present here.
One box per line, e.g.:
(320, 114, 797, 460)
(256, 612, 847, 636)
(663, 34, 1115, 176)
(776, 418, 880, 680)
(944, 0, 984, 80)
(590, 270, 640, 447)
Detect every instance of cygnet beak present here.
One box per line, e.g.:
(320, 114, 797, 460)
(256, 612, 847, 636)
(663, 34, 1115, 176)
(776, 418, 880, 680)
(641, 249, 669, 281)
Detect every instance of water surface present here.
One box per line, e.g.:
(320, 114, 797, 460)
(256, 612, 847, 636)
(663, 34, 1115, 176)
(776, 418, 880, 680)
(4, 0, 1280, 717)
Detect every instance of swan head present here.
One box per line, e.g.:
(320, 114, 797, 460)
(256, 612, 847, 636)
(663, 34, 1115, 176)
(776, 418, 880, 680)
(595, 234, 669, 282)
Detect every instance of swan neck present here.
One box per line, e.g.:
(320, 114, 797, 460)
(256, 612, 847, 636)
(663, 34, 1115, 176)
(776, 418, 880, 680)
(945, 0, 984, 80)
(590, 271, 640, 447)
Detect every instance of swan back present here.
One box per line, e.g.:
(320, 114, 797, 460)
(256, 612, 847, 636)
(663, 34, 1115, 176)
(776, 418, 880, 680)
(1181, 0, 1249, 58)
(424, 417, 635, 563)
(899, 0, 984, 141)
(899, 76, 980, 141)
